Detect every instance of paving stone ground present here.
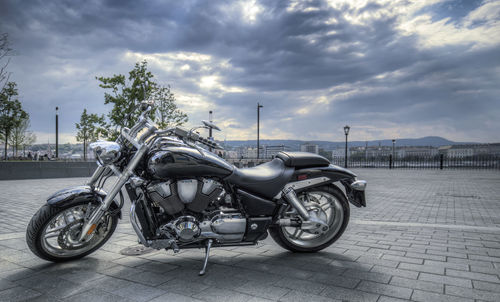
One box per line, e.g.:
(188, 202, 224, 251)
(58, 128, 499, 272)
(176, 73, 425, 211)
(0, 169, 499, 302)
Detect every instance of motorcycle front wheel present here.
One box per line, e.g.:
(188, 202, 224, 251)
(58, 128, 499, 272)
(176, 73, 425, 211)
(26, 200, 118, 262)
(269, 185, 350, 253)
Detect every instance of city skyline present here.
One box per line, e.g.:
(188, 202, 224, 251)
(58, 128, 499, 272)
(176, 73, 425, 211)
(1, 0, 500, 144)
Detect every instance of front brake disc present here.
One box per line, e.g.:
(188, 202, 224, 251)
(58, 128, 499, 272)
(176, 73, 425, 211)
(57, 219, 93, 250)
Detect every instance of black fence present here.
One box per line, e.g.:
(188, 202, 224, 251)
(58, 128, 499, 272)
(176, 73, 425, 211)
(229, 155, 500, 169)
(330, 154, 500, 170)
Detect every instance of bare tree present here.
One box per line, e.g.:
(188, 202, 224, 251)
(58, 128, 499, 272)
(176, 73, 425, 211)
(0, 33, 13, 91)
(9, 116, 36, 156)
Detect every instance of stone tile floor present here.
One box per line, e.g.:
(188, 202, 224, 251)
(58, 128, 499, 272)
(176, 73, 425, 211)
(0, 169, 499, 301)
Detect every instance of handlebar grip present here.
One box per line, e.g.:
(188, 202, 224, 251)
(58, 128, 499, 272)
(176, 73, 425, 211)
(197, 137, 220, 150)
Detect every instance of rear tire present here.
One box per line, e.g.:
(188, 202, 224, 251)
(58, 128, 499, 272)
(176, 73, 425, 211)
(269, 185, 350, 253)
(26, 201, 118, 262)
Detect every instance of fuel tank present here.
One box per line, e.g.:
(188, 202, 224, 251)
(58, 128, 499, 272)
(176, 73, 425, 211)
(147, 146, 234, 179)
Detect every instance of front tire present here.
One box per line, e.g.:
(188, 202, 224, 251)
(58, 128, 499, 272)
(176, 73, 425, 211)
(26, 200, 118, 262)
(269, 185, 350, 253)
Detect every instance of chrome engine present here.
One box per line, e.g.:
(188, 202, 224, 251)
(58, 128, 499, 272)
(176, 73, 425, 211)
(173, 216, 200, 241)
(147, 178, 223, 215)
(145, 178, 246, 244)
(159, 211, 246, 243)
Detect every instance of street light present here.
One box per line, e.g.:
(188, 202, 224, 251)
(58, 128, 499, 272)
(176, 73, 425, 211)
(55, 107, 59, 159)
(208, 110, 213, 152)
(257, 103, 263, 159)
(392, 139, 396, 159)
(344, 125, 350, 168)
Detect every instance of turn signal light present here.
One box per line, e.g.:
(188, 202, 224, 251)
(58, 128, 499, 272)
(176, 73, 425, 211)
(86, 224, 97, 235)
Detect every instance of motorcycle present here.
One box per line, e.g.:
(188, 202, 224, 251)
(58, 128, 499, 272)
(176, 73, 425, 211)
(26, 101, 367, 275)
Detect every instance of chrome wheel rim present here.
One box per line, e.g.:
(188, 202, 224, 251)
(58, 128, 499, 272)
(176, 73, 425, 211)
(282, 190, 344, 248)
(40, 204, 113, 257)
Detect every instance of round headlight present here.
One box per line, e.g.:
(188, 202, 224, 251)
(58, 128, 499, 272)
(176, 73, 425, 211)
(89, 141, 122, 165)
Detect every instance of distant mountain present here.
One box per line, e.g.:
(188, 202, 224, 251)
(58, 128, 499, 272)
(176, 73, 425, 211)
(221, 136, 479, 151)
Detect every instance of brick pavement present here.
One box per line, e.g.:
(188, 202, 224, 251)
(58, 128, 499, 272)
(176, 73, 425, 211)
(0, 169, 499, 301)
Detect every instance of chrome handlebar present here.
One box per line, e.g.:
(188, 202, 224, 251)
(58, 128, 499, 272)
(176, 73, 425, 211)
(120, 105, 222, 150)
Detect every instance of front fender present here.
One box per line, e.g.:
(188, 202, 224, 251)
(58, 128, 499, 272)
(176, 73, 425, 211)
(47, 185, 122, 218)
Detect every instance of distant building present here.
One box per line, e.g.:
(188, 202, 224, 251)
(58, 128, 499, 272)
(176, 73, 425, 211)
(438, 145, 452, 155)
(397, 147, 438, 158)
(332, 148, 350, 158)
(439, 143, 500, 158)
(365, 146, 392, 158)
(264, 145, 291, 158)
(473, 143, 500, 155)
(242, 147, 265, 158)
(300, 143, 319, 154)
(225, 151, 239, 159)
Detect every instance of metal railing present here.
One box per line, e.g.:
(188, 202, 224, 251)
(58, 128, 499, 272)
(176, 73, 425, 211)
(227, 155, 500, 170)
(332, 154, 500, 169)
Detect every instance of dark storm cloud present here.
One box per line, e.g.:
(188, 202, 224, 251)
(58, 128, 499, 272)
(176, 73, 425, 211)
(0, 0, 499, 142)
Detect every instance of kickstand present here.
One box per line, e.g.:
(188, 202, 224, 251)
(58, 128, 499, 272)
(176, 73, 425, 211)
(199, 239, 213, 276)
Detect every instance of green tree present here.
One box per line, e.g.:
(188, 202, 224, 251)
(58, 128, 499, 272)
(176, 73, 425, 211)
(97, 60, 156, 139)
(97, 60, 188, 139)
(0, 82, 27, 160)
(75, 109, 106, 160)
(8, 116, 36, 156)
(153, 85, 188, 129)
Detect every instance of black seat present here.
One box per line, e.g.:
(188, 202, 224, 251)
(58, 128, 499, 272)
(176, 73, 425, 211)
(276, 151, 330, 169)
(226, 158, 294, 199)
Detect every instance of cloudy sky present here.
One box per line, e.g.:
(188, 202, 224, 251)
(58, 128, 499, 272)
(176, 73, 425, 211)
(1, 0, 499, 144)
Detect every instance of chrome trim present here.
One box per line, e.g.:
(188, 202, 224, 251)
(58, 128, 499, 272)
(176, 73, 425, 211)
(121, 129, 141, 149)
(285, 177, 331, 191)
(281, 190, 344, 248)
(87, 166, 106, 187)
(351, 180, 367, 191)
(282, 188, 329, 231)
(79, 144, 150, 241)
(130, 201, 148, 246)
(274, 177, 331, 199)
(283, 188, 310, 220)
(177, 179, 198, 204)
(90, 141, 122, 165)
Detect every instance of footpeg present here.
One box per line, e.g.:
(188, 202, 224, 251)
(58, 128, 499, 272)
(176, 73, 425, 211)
(199, 239, 213, 276)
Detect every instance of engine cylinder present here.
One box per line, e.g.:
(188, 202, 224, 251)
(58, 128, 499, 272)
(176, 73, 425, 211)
(146, 178, 223, 215)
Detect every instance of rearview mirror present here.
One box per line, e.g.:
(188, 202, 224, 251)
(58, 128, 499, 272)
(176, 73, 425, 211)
(202, 120, 221, 131)
(140, 100, 155, 111)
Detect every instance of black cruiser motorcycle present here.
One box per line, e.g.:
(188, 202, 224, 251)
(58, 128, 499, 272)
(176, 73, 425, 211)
(26, 102, 367, 275)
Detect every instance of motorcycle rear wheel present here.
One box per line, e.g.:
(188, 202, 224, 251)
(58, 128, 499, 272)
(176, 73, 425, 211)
(26, 200, 118, 262)
(269, 185, 350, 253)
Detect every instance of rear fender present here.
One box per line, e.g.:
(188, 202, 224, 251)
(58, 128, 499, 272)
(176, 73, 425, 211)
(286, 164, 366, 207)
(46, 185, 122, 218)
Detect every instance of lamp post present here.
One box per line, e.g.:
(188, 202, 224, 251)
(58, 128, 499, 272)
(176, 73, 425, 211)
(55, 107, 59, 159)
(392, 139, 396, 159)
(208, 110, 213, 152)
(208, 111, 213, 140)
(344, 125, 350, 168)
(257, 103, 263, 159)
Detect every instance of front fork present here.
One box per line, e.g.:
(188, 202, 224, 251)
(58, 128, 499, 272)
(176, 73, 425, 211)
(78, 144, 149, 242)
